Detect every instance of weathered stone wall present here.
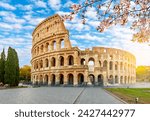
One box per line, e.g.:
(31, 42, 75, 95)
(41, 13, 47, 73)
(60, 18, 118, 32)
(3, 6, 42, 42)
(31, 14, 136, 86)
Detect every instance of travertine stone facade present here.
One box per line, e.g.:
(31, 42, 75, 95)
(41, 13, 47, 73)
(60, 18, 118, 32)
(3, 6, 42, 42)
(31, 14, 136, 86)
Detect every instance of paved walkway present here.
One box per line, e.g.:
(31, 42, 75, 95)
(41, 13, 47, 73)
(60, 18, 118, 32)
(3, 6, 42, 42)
(0, 87, 123, 104)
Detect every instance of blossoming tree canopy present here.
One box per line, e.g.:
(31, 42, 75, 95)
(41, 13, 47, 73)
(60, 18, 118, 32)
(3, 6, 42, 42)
(62, 0, 150, 43)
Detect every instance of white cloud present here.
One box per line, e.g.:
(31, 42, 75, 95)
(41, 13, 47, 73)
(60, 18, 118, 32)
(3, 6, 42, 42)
(70, 40, 78, 45)
(0, 11, 26, 24)
(16, 4, 32, 11)
(35, 0, 47, 8)
(48, 0, 61, 10)
(73, 33, 104, 42)
(0, 1, 16, 10)
(0, 22, 23, 30)
(85, 7, 97, 20)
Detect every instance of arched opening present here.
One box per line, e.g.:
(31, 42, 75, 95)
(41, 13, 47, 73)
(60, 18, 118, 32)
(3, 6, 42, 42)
(36, 61, 38, 69)
(109, 75, 113, 84)
(39, 75, 43, 85)
(120, 62, 123, 70)
(44, 75, 48, 85)
(78, 73, 84, 85)
(51, 74, 55, 86)
(37, 47, 39, 55)
(89, 74, 95, 85)
(35, 76, 38, 85)
(60, 39, 64, 48)
(59, 56, 64, 66)
(53, 41, 56, 50)
(59, 74, 64, 85)
(68, 55, 74, 65)
(128, 76, 130, 83)
(103, 60, 107, 70)
(109, 61, 113, 70)
(34, 49, 36, 55)
(45, 58, 49, 67)
(120, 76, 123, 84)
(98, 74, 103, 86)
(88, 58, 95, 72)
(115, 75, 118, 83)
(40, 45, 44, 53)
(45, 43, 50, 52)
(51, 57, 56, 67)
(115, 62, 118, 70)
(125, 76, 127, 84)
(68, 74, 74, 85)
(110, 55, 113, 60)
(99, 61, 101, 67)
(81, 58, 85, 65)
(40, 60, 43, 68)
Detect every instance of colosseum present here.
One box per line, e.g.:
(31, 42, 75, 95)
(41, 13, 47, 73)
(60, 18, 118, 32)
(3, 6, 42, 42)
(31, 14, 136, 86)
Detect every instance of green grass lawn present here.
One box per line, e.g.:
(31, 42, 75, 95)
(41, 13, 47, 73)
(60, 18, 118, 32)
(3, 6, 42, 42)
(105, 88, 150, 104)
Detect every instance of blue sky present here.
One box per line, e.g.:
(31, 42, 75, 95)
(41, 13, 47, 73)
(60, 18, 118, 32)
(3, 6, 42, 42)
(0, 0, 150, 67)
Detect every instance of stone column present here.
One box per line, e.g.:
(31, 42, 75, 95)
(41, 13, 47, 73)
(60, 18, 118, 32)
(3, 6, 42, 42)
(56, 74, 60, 85)
(74, 72, 78, 86)
(48, 74, 51, 85)
(64, 72, 68, 85)
(74, 51, 78, 65)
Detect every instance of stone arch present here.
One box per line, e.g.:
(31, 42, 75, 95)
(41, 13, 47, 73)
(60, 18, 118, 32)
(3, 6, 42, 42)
(99, 61, 101, 67)
(78, 73, 84, 85)
(98, 74, 104, 86)
(51, 74, 55, 85)
(53, 41, 56, 50)
(35, 76, 38, 85)
(59, 74, 64, 85)
(124, 76, 127, 84)
(68, 73, 74, 85)
(88, 58, 95, 72)
(40, 45, 44, 53)
(36, 61, 38, 69)
(39, 60, 43, 68)
(88, 57, 95, 66)
(120, 76, 123, 84)
(34, 49, 36, 56)
(89, 74, 95, 85)
(60, 39, 64, 48)
(45, 42, 50, 52)
(109, 75, 113, 84)
(120, 62, 123, 70)
(45, 58, 49, 67)
(44, 74, 49, 85)
(115, 75, 118, 83)
(51, 57, 56, 67)
(81, 58, 85, 65)
(59, 56, 64, 66)
(109, 61, 113, 70)
(103, 60, 107, 69)
(128, 76, 130, 83)
(37, 47, 39, 55)
(39, 75, 43, 85)
(68, 55, 74, 65)
(115, 62, 118, 70)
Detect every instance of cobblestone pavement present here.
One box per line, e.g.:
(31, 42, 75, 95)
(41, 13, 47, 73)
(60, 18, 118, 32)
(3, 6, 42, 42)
(0, 87, 123, 104)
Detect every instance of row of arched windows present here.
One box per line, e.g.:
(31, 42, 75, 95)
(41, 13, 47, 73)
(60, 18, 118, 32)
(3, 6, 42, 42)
(33, 55, 74, 69)
(33, 39, 64, 56)
(80, 57, 135, 72)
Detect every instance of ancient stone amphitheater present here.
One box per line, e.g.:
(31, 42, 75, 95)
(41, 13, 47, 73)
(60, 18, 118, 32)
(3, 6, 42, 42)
(31, 14, 136, 86)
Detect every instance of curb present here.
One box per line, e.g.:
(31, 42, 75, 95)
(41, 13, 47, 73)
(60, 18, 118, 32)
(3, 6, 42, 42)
(103, 88, 128, 104)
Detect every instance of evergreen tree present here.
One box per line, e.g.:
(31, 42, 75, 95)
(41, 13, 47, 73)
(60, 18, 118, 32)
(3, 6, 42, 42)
(0, 49, 5, 83)
(13, 49, 19, 85)
(5, 47, 19, 86)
